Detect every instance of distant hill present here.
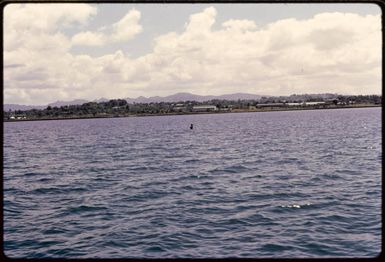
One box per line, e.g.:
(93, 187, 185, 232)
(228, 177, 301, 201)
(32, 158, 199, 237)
(93, 98, 109, 103)
(4, 99, 88, 111)
(48, 99, 89, 107)
(4, 92, 266, 111)
(3, 104, 46, 111)
(4, 99, 99, 111)
(125, 92, 264, 103)
(216, 93, 264, 101)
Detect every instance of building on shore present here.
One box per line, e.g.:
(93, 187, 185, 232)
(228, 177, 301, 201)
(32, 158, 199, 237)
(192, 105, 218, 112)
(286, 102, 327, 107)
(256, 103, 286, 108)
(172, 103, 188, 112)
(304, 102, 326, 106)
(173, 107, 187, 112)
(287, 102, 305, 107)
(9, 115, 26, 120)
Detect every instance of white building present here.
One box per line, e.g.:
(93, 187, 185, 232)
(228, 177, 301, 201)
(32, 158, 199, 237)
(287, 102, 305, 106)
(256, 103, 285, 107)
(173, 106, 187, 112)
(304, 102, 326, 106)
(192, 105, 218, 112)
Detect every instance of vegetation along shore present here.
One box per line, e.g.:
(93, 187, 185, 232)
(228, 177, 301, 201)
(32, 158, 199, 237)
(4, 94, 381, 122)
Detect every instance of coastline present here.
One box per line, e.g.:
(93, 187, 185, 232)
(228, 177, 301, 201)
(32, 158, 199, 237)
(3, 104, 381, 123)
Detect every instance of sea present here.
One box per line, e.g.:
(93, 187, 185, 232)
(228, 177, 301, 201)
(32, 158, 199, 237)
(3, 107, 382, 258)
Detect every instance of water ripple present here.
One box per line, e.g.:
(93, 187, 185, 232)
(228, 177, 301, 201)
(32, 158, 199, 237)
(3, 108, 381, 258)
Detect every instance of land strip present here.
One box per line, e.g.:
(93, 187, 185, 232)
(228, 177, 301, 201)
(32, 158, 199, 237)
(4, 103, 380, 122)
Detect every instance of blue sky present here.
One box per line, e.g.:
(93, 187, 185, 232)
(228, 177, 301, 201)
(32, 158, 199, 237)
(4, 3, 382, 105)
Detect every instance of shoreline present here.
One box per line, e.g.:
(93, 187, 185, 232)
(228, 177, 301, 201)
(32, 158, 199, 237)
(3, 104, 381, 123)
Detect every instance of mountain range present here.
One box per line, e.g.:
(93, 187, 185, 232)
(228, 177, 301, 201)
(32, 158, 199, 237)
(4, 92, 264, 111)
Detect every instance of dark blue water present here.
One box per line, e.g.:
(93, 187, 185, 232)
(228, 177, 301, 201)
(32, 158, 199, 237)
(3, 108, 381, 258)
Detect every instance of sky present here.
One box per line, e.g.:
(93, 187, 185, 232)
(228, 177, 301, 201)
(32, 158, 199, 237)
(3, 3, 382, 105)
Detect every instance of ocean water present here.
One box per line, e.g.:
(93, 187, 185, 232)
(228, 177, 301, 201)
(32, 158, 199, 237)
(3, 107, 381, 258)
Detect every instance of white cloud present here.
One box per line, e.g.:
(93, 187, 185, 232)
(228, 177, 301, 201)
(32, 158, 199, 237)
(71, 9, 142, 46)
(4, 3, 97, 32)
(141, 8, 380, 96)
(222, 19, 257, 31)
(4, 4, 97, 50)
(185, 6, 216, 34)
(71, 31, 106, 46)
(111, 9, 142, 42)
(3, 5, 381, 105)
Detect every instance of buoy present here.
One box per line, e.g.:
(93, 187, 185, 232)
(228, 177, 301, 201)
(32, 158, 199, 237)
(190, 124, 193, 129)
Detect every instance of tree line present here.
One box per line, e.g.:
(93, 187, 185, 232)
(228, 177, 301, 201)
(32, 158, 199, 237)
(3, 94, 382, 120)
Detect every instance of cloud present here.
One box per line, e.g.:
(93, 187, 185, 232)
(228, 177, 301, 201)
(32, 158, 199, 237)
(14, 69, 48, 82)
(111, 9, 142, 42)
(4, 63, 25, 69)
(185, 6, 216, 34)
(222, 19, 257, 31)
(71, 31, 106, 46)
(141, 8, 380, 96)
(71, 9, 142, 46)
(4, 3, 97, 50)
(308, 28, 353, 50)
(3, 5, 381, 105)
(4, 3, 97, 31)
